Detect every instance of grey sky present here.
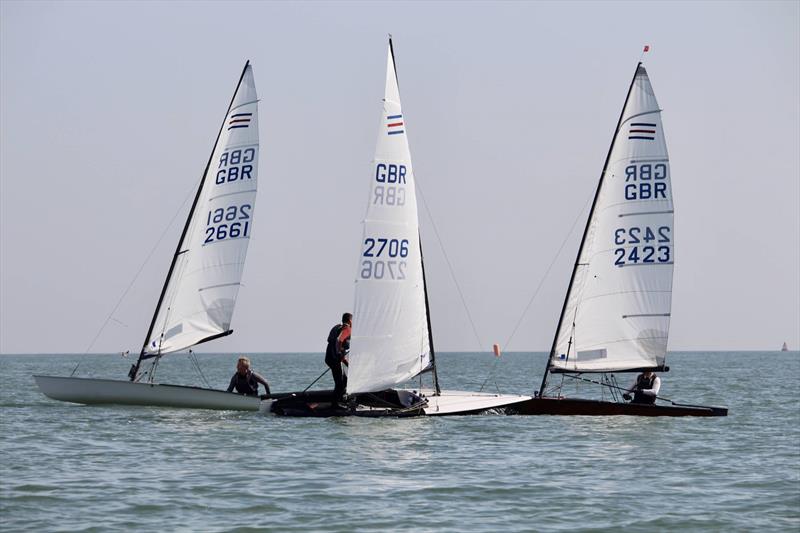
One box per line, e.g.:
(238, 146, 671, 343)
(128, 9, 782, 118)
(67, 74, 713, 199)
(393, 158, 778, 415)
(1, 1, 798, 355)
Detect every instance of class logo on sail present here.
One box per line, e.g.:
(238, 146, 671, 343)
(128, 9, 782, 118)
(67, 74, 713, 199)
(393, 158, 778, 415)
(386, 114, 404, 136)
(628, 122, 656, 140)
(228, 112, 252, 130)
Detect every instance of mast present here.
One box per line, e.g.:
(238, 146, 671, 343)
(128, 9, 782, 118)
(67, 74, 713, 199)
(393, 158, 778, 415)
(390, 35, 440, 395)
(419, 238, 441, 394)
(537, 62, 642, 397)
(130, 61, 251, 381)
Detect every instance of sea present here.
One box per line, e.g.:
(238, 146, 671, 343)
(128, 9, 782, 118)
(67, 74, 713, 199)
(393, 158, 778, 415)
(1, 351, 798, 532)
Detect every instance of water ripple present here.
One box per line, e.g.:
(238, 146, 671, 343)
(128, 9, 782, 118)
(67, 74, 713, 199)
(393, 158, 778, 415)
(1, 352, 798, 531)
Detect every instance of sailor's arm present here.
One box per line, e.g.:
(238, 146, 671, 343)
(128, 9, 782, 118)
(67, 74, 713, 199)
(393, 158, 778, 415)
(336, 341, 349, 365)
(252, 372, 271, 395)
(336, 326, 351, 361)
(226, 374, 237, 393)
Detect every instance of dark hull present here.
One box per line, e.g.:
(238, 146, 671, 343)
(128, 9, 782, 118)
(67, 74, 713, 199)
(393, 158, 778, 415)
(507, 397, 728, 417)
(270, 389, 424, 418)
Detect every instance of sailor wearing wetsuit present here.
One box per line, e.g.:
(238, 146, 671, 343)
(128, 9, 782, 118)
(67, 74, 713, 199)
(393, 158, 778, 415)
(325, 312, 352, 402)
(227, 356, 271, 396)
(623, 371, 660, 405)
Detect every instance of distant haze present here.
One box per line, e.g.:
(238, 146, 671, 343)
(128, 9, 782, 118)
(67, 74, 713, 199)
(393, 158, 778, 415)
(1, 1, 798, 354)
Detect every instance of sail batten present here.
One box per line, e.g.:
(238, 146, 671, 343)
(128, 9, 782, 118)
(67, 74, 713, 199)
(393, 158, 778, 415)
(346, 40, 431, 395)
(544, 64, 674, 379)
(137, 63, 259, 364)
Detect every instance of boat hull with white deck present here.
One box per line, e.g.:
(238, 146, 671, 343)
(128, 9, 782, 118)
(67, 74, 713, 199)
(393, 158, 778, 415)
(421, 389, 531, 416)
(270, 388, 531, 417)
(34, 375, 267, 411)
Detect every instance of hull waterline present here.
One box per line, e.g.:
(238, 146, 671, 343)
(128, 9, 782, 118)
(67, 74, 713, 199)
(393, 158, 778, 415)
(34, 375, 270, 411)
(507, 397, 728, 417)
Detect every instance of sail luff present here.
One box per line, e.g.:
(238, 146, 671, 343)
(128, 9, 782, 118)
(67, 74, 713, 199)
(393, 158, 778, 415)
(538, 63, 643, 396)
(132, 62, 254, 379)
(389, 35, 399, 86)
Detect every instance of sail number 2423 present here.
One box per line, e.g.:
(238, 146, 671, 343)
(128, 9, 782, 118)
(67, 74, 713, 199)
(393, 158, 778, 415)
(613, 225, 671, 266)
(204, 204, 252, 244)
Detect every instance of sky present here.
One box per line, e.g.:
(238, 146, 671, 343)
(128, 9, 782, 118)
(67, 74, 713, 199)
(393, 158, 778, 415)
(1, 1, 798, 355)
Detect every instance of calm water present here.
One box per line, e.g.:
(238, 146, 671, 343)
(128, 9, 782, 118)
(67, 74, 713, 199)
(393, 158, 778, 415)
(1, 351, 798, 532)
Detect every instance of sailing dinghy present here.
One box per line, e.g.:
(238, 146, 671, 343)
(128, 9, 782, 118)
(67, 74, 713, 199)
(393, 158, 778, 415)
(271, 39, 531, 417)
(35, 62, 269, 411)
(508, 63, 727, 417)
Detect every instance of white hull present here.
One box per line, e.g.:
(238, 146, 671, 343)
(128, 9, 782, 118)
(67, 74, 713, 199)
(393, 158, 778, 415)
(416, 389, 532, 416)
(34, 375, 265, 411)
(34, 377, 529, 416)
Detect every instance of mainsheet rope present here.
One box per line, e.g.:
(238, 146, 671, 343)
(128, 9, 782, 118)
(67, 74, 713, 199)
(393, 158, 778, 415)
(188, 349, 212, 389)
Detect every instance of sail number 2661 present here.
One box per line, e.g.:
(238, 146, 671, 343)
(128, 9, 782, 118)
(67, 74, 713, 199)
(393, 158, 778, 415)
(204, 204, 252, 244)
(613, 225, 671, 266)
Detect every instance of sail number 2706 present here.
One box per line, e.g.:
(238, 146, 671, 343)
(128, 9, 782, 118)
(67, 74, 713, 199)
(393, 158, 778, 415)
(360, 237, 409, 280)
(613, 225, 671, 266)
(204, 204, 252, 244)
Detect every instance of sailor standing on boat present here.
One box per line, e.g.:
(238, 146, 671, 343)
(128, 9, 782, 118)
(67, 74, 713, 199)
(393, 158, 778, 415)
(623, 371, 660, 404)
(227, 356, 271, 396)
(325, 313, 352, 402)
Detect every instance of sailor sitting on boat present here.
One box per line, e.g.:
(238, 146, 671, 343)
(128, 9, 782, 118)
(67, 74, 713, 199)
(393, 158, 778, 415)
(623, 371, 660, 405)
(227, 356, 271, 397)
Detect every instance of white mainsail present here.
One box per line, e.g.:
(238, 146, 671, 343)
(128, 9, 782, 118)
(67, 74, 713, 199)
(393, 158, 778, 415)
(346, 41, 431, 394)
(550, 64, 673, 373)
(142, 64, 259, 358)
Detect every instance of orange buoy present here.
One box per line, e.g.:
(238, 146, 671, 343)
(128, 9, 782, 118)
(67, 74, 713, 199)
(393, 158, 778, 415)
(492, 343, 501, 357)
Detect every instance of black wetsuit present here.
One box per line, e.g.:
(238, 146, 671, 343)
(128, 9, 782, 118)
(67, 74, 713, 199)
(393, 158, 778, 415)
(325, 324, 347, 401)
(227, 370, 269, 396)
(632, 373, 657, 405)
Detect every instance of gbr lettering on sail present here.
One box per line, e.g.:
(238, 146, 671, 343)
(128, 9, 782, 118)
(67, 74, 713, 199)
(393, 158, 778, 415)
(203, 147, 257, 245)
(613, 161, 673, 267)
(372, 163, 407, 206)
